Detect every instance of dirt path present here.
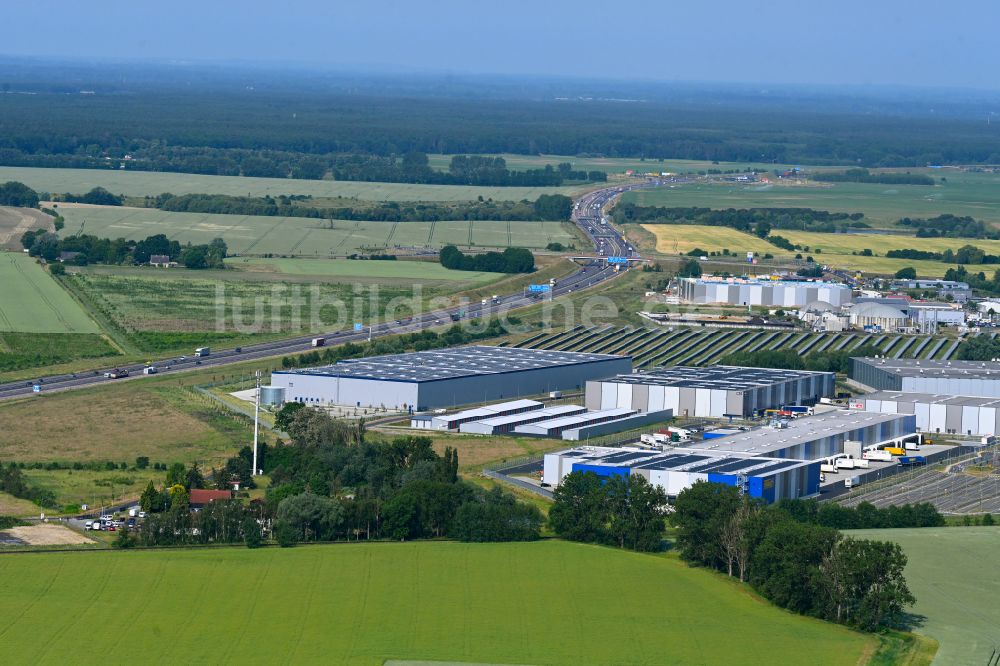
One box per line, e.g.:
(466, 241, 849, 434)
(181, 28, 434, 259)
(0, 207, 52, 249)
(1, 524, 95, 546)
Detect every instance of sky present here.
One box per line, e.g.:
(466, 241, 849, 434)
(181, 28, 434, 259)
(2, 0, 998, 90)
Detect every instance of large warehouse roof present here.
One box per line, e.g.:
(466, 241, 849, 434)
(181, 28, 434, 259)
(853, 357, 1000, 380)
(278, 346, 629, 383)
(555, 446, 814, 477)
(864, 391, 1000, 408)
(680, 277, 850, 289)
(689, 410, 911, 456)
(597, 365, 832, 391)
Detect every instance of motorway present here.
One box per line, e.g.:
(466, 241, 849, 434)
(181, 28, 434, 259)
(0, 181, 655, 401)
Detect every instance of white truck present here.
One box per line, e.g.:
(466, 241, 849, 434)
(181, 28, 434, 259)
(194, 347, 210, 357)
(845, 476, 862, 489)
(835, 458, 870, 470)
(311, 337, 325, 347)
(862, 449, 893, 462)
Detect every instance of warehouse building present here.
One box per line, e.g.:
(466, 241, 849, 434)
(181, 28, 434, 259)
(909, 302, 966, 328)
(857, 392, 1000, 437)
(542, 446, 820, 503)
(272, 346, 631, 410)
(514, 407, 672, 439)
(458, 404, 587, 435)
(688, 410, 915, 460)
(850, 357, 1000, 397)
(892, 279, 971, 302)
(678, 277, 852, 308)
(411, 399, 543, 430)
(585, 365, 835, 418)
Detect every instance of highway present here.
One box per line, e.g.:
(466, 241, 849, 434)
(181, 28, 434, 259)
(0, 181, 655, 401)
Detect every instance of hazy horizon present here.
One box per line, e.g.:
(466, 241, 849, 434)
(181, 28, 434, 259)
(2, 0, 997, 91)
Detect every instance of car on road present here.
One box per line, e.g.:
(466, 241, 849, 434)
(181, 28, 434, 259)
(84, 520, 94, 529)
(234, 347, 242, 353)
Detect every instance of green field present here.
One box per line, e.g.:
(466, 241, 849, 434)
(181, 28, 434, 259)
(53, 207, 578, 257)
(0, 252, 99, 333)
(0, 541, 872, 665)
(847, 527, 1000, 666)
(0, 166, 589, 202)
(425, 153, 805, 176)
(624, 169, 1000, 228)
(639, 223, 981, 277)
(236, 257, 503, 283)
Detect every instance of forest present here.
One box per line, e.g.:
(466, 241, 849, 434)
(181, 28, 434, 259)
(2, 66, 1000, 172)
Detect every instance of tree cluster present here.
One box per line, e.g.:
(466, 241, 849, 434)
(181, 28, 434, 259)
(899, 215, 998, 240)
(774, 498, 944, 529)
(53, 186, 123, 206)
(20, 230, 226, 269)
(886, 244, 1000, 264)
(0, 181, 40, 208)
(813, 168, 934, 186)
(0, 463, 57, 509)
(673, 482, 915, 631)
(548, 471, 668, 552)
(613, 204, 865, 235)
(279, 319, 519, 370)
(439, 245, 534, 274)
(720, 344, 882, 374)
(153, 192, 572, 222)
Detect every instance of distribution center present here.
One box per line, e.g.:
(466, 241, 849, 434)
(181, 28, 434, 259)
(542, 446, 820, 503)
(271, 346, 631, 410)
(687, 410, 916, 460)
(585, 365, 835, 418)
(850, 357, 1000, 397)
(677, 277, 852, 308)
(857, 392, 1000, 437)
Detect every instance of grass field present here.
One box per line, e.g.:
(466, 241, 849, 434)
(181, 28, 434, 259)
(0, 385, 247, 466)
(0, 540, 873, 665)
(425, 153, 806, 176)
(624, 169, 1000, 228)
(638, 223, 985, 277)
(53, 206, 579, 257)
(0, 253, 99, 333)
(847, 527, 1000, 666)
(0, 332, 119, 373)
(236, 257, 502, 283)
(0, 166, 590, 202)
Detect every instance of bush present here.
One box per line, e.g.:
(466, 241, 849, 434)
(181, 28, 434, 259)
(894, 266, 917, 280)
(274, 519, 299, 547)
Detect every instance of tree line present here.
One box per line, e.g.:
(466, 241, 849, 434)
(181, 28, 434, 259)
(720, 344, 882, 374)
(439, 245, 534, 274)
(898, 215, 999, 240)
(20, 229, 227, 269)
(612, 204, 867, 236)
(0, 463, 57, 509)
(886, 245, 1000, 264)
(152, 192, 574, 222)
(813, 168, 935, 186)
(672, 482, 916, 631)
(3, 85, 1000, 169)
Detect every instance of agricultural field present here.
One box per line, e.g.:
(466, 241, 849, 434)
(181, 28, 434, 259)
(0, 332, 119, 374)
(64, 269, 488, 350)
(53, 206, 579, 256)
(624, 169, 1000, 228)
(0, 541, 874, 665)
(511, 325, 962, 368)
(235, 257, 503, 284)
(0, 166, 589, 201)
(638, 223, 984, 277)
(0, 252, 99, 333)
(846, 527, 1000, 666)
(0, 206, 51, 250)
(0, 384, 250, 466)
(425, 153, 802, 176)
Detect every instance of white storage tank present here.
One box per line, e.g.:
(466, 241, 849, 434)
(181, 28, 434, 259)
(260, 386, 286, 406)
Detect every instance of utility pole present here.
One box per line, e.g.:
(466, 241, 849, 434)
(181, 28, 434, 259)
(252, 369, 261, 476)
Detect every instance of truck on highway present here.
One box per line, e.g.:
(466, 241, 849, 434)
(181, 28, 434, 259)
(142, 366, 157, 375)
(194, 347, 210, 357)
(549, 278, 557, 287)
(491, 295, 500, 304)
(311, 338, 326, 347)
